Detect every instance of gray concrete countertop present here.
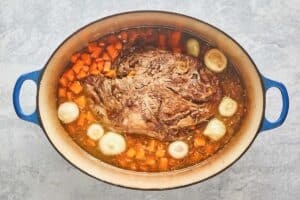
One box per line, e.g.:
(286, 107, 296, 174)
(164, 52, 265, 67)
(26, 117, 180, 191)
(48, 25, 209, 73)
(0, 0, 299, 199)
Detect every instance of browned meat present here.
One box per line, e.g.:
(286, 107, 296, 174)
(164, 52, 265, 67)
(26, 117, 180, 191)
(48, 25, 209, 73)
(83, 48, 222, 141)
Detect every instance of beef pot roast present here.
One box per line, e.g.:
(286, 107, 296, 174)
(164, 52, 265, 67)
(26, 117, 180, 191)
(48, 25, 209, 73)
(83, 48, 222, 141)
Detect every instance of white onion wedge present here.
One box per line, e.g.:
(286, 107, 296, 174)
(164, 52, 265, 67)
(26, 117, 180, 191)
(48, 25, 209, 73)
(168, 141, 189, 159)
(87, 123, 104, 141)
(57, 102, 79, 124)
(98, 132, 126, 156)
(203, 118, 226, 141)
(204, 48, 227, 73)
(218, 97, 238, 117)
(186, 38, 200, 57)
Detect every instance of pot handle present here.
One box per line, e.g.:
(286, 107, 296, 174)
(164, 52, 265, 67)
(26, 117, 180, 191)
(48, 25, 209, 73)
(13, 70, 41, 125)
(260, 76, 289, 131)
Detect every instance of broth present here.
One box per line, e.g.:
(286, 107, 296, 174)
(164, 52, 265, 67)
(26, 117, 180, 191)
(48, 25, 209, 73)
(57, 27, 246, 172)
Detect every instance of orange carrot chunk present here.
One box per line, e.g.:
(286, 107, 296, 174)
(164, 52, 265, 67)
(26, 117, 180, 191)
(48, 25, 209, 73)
(102, 53, 111, 61)
(70, 52, 80, 63)
(86, 111, 95, 123)
(135, 149, 146, 160)
(105, 69, 116, 79)
(90, 63, 100, 75)
(58, 87, 67, 98)
(155, 148, 166, 158)
(87, 42, 98, 52)
(59, 77, 68, 87)
(77, 71, 88, 79)
(126, 148, 136, 158)
(103, 61, 111, 72)
(69, 81, 83, 94)
(107, 35, 118, 44)
(129, 31, 139, 42)
(159, 158, 168, 171)
(194, 137, 206, 147)
(81, 53, 91, 65)
(72, 60, 85, 74)
(77, 113, 86, 126)
(97, 61, 104, 72)
(106, 44, 119, 61)
(91, 47, 103, 58)
(115, 42, 123, 50)
(66, 91, 73, 100)
(158, 34, 167, 48)
(64, 69, 75, 81)
(170, 31, 182, 47)
(74, 95, 86, 108)
(86, 138, 96, 147)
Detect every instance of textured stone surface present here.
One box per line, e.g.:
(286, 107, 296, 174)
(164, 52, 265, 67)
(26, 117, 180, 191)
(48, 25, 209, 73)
(0, 0, 299, 199)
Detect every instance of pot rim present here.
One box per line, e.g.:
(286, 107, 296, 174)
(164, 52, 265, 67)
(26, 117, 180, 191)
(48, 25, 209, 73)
(36, 10, 265, 190)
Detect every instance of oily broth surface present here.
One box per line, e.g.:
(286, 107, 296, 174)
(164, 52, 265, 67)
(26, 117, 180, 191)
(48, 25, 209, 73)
(57, 27, 246, 172)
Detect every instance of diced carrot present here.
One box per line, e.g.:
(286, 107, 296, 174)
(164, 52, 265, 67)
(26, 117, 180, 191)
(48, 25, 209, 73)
(129, 31, 139, 42)
(77, 113, 86, 126)
(65, 124, 76, 136)
(70, 52, 80, 63)
(135, 149, 145, 160)
(90, 70, 100, 76)
(146, 157, 156, 166)
(86, 138, 96, 147)
(129, 162, 137, 171)
(106, 44, 119, 61)
(169, 31, 182, 47)
(64, 69, 75, 81)
(126, 137, 135, 146)
(66, 91, 73, 100)
(69, 81, 83, 94)
(102, 52, 111, 61)
(158, 158, 168, 171)
(81, 53, 91, 65)
(147, 140, 156, 152)
(194, 137, 206, 147)
(81, 65, 89, 72)
(86, 111, 95, 123)
(106, 44, 116, 55)
(155, 148, 166, 158)
(168, 158, 178, 166)
(126, 148, 136, 158)
(115, 42, 123, 50)
(90, 63, 100, 75)
(77, 70, 88, 79)
(158, 34, 167, 48)
(103, 61, 111, 72)
(59, 77, 68, 87)
(74, 95, 86, 108)
(107, 35, 118, 44)
(72, 60, 85, 74)
(91, 47, 103, 58)
(119, 31, 128, 41)
(105, 69, 116, 79)
(87, 42, 98, 52)
(118, 158, 128, 168)
(139, 165, 148, 172)
(58, 87, 67, 98)
(206, 144, 216, 155)
(97, 61, 104, 72)
(95, 57, 104, 62)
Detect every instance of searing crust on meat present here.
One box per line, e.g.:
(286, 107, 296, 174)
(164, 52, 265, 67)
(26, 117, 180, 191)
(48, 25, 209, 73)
(83, 48, 222, 141)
